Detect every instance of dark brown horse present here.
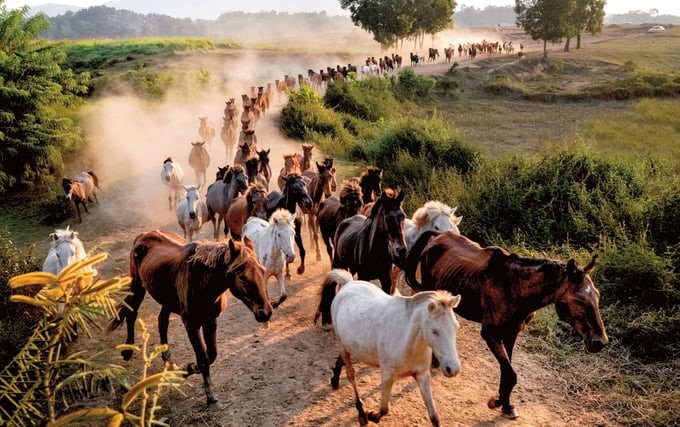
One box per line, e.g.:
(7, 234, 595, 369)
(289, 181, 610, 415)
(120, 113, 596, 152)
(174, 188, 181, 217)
(405, 231, 608, 419)
(333, 188, 407, 294)
(318, 179, 363, 263)
(108, 229, 272, 408)
(305, 161, 336, 261)
(225, 182, 269, 240)
(257, 148, 272, 187)
(244, 157, 269, 190)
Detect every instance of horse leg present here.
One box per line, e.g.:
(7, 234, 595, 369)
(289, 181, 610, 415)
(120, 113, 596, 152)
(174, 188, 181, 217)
(414, 370, 440, 427)
(311, 213, 322, 261)
(120, 284, 147, 361)
(183, 318, 221, 409)
(321, 231, 333, 264)
(341, 350, 369, 425)
(294, 219, 306, 275)
(367, 370, 395, 423)
(202, 315, 219, 365)
(482, 328, 519, 419)
(74, 201, 82, 223)
(158, 307, 178, 368)
(330, 355, 344, 389)
(379, 269, 393, 294)
(271, 272, 287, 308)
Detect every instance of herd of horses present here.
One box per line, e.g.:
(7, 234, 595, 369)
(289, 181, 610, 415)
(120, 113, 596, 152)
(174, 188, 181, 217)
(47, 57, 608, 426)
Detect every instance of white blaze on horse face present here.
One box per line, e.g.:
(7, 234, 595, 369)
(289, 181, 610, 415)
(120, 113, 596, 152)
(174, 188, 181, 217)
(426, 303, 461, 377)
(276, 224, 296, 263)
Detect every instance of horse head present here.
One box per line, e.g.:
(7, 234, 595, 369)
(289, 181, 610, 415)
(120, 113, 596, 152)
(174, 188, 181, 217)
(360, 166, 383, 204)
(230, 165, 249, 197)
(245, 158, 260, 182)
(225, 239, 272, 323)
(182, 185, 201, 220)
(421, 291, 462, 377)
(339, 179, 364, 216)
(283, 174, 312, 213)
(62, 178, 74, 200)
(271, 209, 296, 264)
(215, 166, 229, 182)
(246, 183, 268, 219)
(371, 189, 407, 264)
(257, 149, 270, 168)
(315, 162, 333, 198)
(554, 256, 608, 353)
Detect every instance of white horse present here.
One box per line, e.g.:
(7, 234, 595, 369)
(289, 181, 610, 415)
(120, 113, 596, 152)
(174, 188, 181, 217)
(160, 157, 184, 211)
(241, 208, 296, 308)
(42, 226, 88, 274)
(315, 269, 461, 426)
(176, 184, 209, 241)
(405, 200, 462, 249)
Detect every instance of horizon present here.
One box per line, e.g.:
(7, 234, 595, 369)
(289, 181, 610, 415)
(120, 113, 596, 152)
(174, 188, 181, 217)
(5, 0, 680, 19)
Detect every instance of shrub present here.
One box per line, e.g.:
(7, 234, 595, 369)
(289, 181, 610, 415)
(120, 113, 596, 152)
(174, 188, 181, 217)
(391, 67, 436, 101)
(324, 77, 398, 122)
(436, 62, 461, 95)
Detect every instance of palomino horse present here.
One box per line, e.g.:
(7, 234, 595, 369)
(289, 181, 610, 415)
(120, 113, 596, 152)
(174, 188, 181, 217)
(188, 141, 210, 188)
(198, 116, 216, 151)
(277, 153, 301, 191)
(244, 157, 268, 190)
(295, 143, 314, 173)
(42, 226, 88, 274)
(257, 149, 272, 188)
(405, 201, 462, 249)
(406, 231, 608, 419)
(242, 209, 296, 308)
(315, 269, 461, 426)
(62, 171, 100, 223)
(266, 173, 312, 277)
(160, 157, 184, 211)
(206, 165, 248, 239)
(333, 188, 407, 294)
(225, 183, 268, 240)
(221, 105, 238, 164)
(176, 184, 210, 242)
(305, 161, 335, 261)
(108, 230, 272, 408)
(318, 179, 364, 263)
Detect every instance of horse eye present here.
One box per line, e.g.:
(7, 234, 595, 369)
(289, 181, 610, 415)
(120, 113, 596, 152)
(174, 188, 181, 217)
(431, 329, 439, 336)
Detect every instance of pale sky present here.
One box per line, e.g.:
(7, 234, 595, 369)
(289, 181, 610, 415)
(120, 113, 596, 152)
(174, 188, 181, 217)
(5, 0, 680, 17)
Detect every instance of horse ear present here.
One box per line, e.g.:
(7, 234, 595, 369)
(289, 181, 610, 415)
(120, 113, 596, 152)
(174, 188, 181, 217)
(50, 233, 58, 241)
(228, 238, 239, 256)
(266, 148, 270, 154)
(182, 185, 190, 192)
(396, 189, 405, 203)
(566, 259, 578, 281)
(450, 294, 462, 308)
(69, 232, 75, 239)
(583, 255, 597, 273)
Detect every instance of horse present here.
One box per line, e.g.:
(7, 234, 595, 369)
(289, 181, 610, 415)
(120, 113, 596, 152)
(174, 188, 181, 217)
(277, 153, 301, 191)
(318, 179, 363, 263)
(428, 47, 439, 62)
(176, 184, 210, 242)
(444, 47, 453, 63)
(198, 117, 216, 152)
(206, 165, 249, 239)
(108, 230, 272, 409)
(62, 171, 100, 223)
(358, 166, 382, 205)
(221, 106, 238, 164)
(161, 157, 184, 211)
(244, 157, 268, 189)
(188, 141, 210, 188)
(257, 149, 272, 187)
(314, 269, 461, 426)
(295, 143, 314, 173)
(333, 188, 407, 294)
(405, 201, 462, 249)
(266, 173, 313, 277)
(405, 231, 608, 419)
(242, 209, 296, 308)
(304, 161, 335, 261)
(42, 226, 88, 274)
(225, 182, 268, 241)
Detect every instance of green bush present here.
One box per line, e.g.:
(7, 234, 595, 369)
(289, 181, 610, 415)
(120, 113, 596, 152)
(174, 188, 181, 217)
(123, 67, 174, 100)
(391, 67, 436, 101)
(280, 86, 352, 145)
(324, 77, 398, 122)
(436, 62, 461, 95)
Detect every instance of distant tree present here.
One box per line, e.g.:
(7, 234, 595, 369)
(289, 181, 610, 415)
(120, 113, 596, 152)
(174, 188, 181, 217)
(564, 0, 605, 51)
(0, 2, 88, 194)
(515, 0, 573, 58)
(340, 0, 414, 49)
(412, 0, 456, 48)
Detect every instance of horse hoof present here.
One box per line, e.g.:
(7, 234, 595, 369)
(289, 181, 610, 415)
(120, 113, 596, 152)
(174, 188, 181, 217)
(297, 266, 305, 275)
(330, 377, 340, 390)
(502, 407, 519, 419)
(208, 400, 223, 411)
(487, 397, 501, 410)
(121, 349, 133, 361)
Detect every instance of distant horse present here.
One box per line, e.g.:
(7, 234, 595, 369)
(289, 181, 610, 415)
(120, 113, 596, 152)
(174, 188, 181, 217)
(244, 157, 268, 189)
(305, 161, 335, 261)
(359, 166, 382, 205)
(410, 52, 419, 67)
(444, 47, 453, 63)
(62, 171, 100, 223)
(161, 157, 184, 211)
(42, 226, 88, 274)
(318, 179, 363, 263)
(428, 47, 439, 62)
(176, 184, 210, 242)
(405, 231, 608, 419)
(242, 209, 296, 308)
(257, 149, 272, 187)
(225, 183, 268, 240)
(405, 201, 462, 249)
(277, 153, 301, 191)
(188, 141, 210, 188)
(221, 105, 239, 164)
(266, 174, 312, 277)
(333, 188, 407, 294)
(295, 143, 315, 173)
(109, 230, 272, 408)
(315, 269, 461, 426)
(206, 165, 248, 239)
(198, 117, 216, 151)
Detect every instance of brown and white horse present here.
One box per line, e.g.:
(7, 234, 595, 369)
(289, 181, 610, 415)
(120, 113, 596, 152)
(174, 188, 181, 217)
(62, 171, 100, 223)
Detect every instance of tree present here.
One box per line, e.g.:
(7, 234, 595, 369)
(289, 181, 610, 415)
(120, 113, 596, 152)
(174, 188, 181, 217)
(574, 0, 605, 49)
(340, 0, 414, 49)
(515, 0, 573, 58)
(0, 2, 88, 194)
(412, 0, 455, 48)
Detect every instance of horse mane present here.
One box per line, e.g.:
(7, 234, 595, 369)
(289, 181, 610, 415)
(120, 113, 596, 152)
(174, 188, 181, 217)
(360, 166, 382, 179)
(270, 208, 294, 226)
(368, 188, 398, 219)
(187, 240, 249, 271)
(409, 290, 460, 310)
(163, 157, 173, 164)
(283, 153, 296, 160)
(412, 201, 460, 228)
(339, 179, 362, 199)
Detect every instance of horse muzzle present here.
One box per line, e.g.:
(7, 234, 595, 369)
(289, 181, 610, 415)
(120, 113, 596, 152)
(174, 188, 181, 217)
(254, 309, 272, 323)
(585, 335, 608, 353)
(286, 254, 295, 264)
(189, 212, 196, 220)
(440, 360, 460, 378)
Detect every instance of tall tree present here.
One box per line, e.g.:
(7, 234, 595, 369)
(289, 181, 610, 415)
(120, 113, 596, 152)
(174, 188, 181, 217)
(340, 0, 414, 49)
(412, 0, 455, 48)
(515, 0, 573, 58)
(0, 2, 88, 194)
(574, 0, 605, 49)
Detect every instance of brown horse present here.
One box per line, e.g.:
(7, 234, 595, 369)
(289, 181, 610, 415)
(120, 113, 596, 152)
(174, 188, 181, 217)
(295, 143, 314, 173)
(257, 148, 272, 187)
(108, 230, 272, 408)
(277, 153, 301, 191)
(221, 101, 239, 164)
(355, 166, 382, 216)
(225, 182, 269, 240)
(188, 141, 211, 187)
(304, 161, 336, 261)
(318, 179, 363, 263)
(198, 117, 216, 152)
(333, 188, 407, 294)
(62, 171, 100, 223)
(245, 157, 268, 189)
(405, 231, 608, 419)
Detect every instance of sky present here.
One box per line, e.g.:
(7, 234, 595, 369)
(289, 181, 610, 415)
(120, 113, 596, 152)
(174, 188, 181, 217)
(4, 0, 680, 17)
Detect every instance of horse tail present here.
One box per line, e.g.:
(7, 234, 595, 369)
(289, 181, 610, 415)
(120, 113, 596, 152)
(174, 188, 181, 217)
(87, 171, 100, 189)
(314, 269, 353, 326)
(405, 230, 442, 292)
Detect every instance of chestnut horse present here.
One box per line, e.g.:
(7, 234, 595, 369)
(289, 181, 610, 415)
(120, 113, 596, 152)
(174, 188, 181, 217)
(318, 179, 363, 263)
(305, 161, 336, 261)
(225, 182, 269, 240)
(406, 231, 608, 419)
(333, 188, 407, 294)
(109, 230, 272, 408)
(62, 171, 100, 223)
